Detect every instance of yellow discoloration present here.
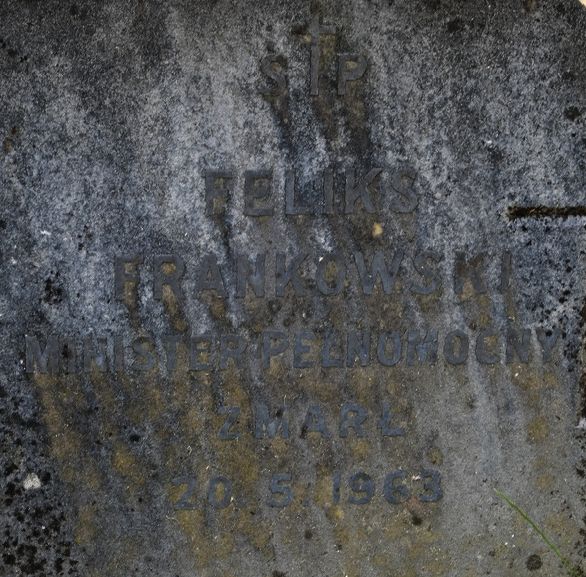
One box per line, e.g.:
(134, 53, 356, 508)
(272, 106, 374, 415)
(112, 443, 145, 486)
(476, 295, 493, 326)
(536, 472, 555, 491)
(162, 368, 278, 570)
(160, 262, 175, 276)
(27, 281, 502, 577)
(544, 512, 581, 552)
(527, 416, 549, 443)
(347, 367, 377, 405)
(265, 354, 287, 379)
(32, 374, 101, 485)
(511, 366, 558, 397)
(322, 258, 343, 285)
(427, 446, 444, 466)
(372, 222, 383, 238)
(74, 504, 97, 545)
(121, 265, 141, 329)
(200, 293, 226, 321)
(347, 438, 371, 460)
(314, 471, 333, 508)
(162, 284, 189, 332)
(36, 386, 81, 463)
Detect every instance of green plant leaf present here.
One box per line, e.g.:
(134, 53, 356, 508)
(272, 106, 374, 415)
(494, 488, 582, 577)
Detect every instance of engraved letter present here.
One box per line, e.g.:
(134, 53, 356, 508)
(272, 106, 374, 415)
(345, 168, 381, 214)
(536, 327, 560, 363)
(475, 328, 500, 364)
(189, 335, 212, 370)
(346, 331, 370, 367)
(294, 330, 315, 368)
(244, 170, 274, 216)
(154, 254, 185, 304)
(83, 337, 109, 373)
(387, 166, 418, 213)
(236, 253, 266, 298)
(354, 250, 403, 295)
(162, 334, 183, 373)
(25, 335, 60, 374)
(407, 329, 438, 365)
(262, 330, 288, 368)
(337, 53, 367, 95)
(204, 170, 234, 215)
(285, 170, 313, 215)
(131, 337, 156, 372)
(316, 253, 346, 295)
(301, 404, 329, 437)
(410, 251, 441, 295)
(377, 331, 402, 366)
(260, 55, 287, 97)
(114, 255, 142, 301)
(379, 402, 405, 437)
(196, 255, 227, 297)
(276, 253, 307, 296)
(254, 403, 289, 439)
(220, 335, 246, 369)
(443, 330, 469, 365)
(339, 403, 368, 438)
(505, 328, 531, 364)
(218, 406, 240, 440)
(500, 251, 513, 292)
(454, 252, 487, 296)
(268, 472, 293, 508)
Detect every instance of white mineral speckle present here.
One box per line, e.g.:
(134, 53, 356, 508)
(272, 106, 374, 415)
(23, 473, 42, 491)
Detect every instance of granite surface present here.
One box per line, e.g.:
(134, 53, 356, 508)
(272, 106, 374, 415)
(0, 1, 585, 576)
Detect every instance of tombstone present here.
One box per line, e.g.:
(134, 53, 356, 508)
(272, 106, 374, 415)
(1, 1, 585, 576)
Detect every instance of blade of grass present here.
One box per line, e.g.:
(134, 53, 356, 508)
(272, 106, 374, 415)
(494, 488, 576, 574)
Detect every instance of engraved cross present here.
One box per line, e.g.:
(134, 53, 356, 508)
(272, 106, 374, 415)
(307, 14, 336, 96)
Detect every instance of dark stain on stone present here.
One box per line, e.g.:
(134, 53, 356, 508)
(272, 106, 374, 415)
(485, 142, 504, 164)
(446, 18, 464, 34)
(423, 0, 441, 10)
(580, 301, 586, 421)
(0, 38, 27, 63)
(260, 52, 289, 125)
(526, 554, 542, 570)
(411, 513, 423, 526)
(507, 206, 586, 220)
(4, 126, 19, 153)
(43, 274, 64, 305)
(565, 107, 582, 122)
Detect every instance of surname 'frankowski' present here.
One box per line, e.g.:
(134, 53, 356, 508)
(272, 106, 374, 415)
(113, 249, 513, 301)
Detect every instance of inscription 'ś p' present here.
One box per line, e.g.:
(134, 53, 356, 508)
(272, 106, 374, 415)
(261, 14, 368, 98)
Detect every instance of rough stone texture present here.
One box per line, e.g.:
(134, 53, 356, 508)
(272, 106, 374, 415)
(0, 1, 585, 576)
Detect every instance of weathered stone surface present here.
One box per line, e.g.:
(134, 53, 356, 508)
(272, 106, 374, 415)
(0, 1, 585, 576)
